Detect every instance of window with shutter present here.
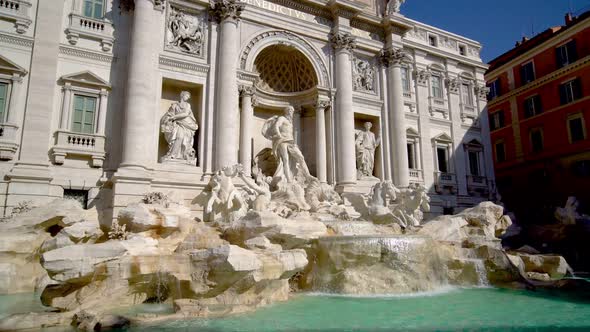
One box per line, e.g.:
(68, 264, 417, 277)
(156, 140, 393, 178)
(468, 151, 480, 176)
(560, 79, 582, 105)
(431, 75, 443, 98)
(530, 128, 544, 153)
(436, 147, 448, 173)
(495, 141, 506, 163)
(0, 83, 7, 123)
(72, 95, 96, 134)
(524, 96, 542, 118)
(556, 40, 578, 68)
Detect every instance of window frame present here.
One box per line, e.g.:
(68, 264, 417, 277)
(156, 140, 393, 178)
(529, 127, 544, 153)
(560, 78, 582, 105)
(556, 39, 577, 69)
(428, 34, 438, 47)
(431, 74, 444, 99)
(460, 82, 474, 106)
(567, 112, 586, 143)
(0, 79, 11, 124)
(523, 94, 542, 119)
(494, 140, 506, 163)
(520, 60, 536, 86)
(458, 44, 467, 56)
(71, 93, 98, 134)
(82, 0, 105, 20)
(490, 111, 505, 131)
(401, 66, 411, 94)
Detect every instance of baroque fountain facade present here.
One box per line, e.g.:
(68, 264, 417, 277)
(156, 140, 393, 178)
(0, 0, 579, 330)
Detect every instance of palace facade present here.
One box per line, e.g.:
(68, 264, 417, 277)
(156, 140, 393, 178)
(0, 0, 494, 222)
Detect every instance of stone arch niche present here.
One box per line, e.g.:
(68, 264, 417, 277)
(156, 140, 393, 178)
(240, 31, 329, 178)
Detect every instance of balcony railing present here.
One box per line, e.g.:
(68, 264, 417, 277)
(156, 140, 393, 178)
(51, 130, 106, 167)
(65, 13, 114, 52)
(467, 175, 487, 187)
(0, 0, 32, 34)
(409, 169, 423, 182)
(0, 122, 18, 160)
(434, 171, 457, 194)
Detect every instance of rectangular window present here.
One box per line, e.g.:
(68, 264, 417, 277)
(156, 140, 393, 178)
(401, 67, 411, 93)
(530, 128, 544, 153)
(487, 79, 501, 100)
(468, 151, 480, 176)
(556, 40, 577, 68)
(461, 83, 473, 106)
(407, 143, 416, 169)
(459, 45, 466, 56)
(495, 141, 506, 163)
(0, 82, 7, 123)
(490, 111, 505, 131)
(560, 78, 582, 105)
(520, 61, 535, 85)
(83, 0, 104, 19)
(431, 75, 443, 99)
(72, 95, 96, 134)
(436, 147, 448, 173)
(429, 35, 438, 47)
(568, 115, 585, 143)
(524, 95, 542, 118)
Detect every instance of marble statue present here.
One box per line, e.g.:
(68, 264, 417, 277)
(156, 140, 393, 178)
(166, 8, 204, 56)
(365, 181, 401, 224)
(353, 58, 375, 92)
(555, 196, 589, 225)
(204, 164, 247, 222)
(355, 122, 380, 179)
(160, 91, 199, 164)
(392, 184, 431, 228)
(261, 106, 311, 185)
(239, 166, 272, 212)
(385, 0, 405, 16)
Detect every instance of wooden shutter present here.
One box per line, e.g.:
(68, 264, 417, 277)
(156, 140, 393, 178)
(573, 78, 582, 100)
(568, 40, 577, 63)
(72, 95, 96, 134)
(559, 83, 567, 105)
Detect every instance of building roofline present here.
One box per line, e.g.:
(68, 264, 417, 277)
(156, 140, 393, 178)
(487, 10, 590, 73)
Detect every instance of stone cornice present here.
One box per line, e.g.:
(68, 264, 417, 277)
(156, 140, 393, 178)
(209, 0, 245, 23)
(159, 55, 209, 73)
(59, 45, 115, 63)
(119, 0, 165, 11)
(403, 39, 488, 71)
(487, 55, 590, 107)
(0, 32, 33, 48)
(329, 31, 356, 51)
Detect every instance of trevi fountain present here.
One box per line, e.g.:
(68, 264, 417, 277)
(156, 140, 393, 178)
(0, 104, 588, 331)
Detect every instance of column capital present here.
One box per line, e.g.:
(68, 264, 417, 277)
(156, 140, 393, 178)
(380, 47, 411, 67)
(414, 69, 430, 86)
(474, 84, 490, 100)
(239, 84, 255, 97)
(119, 0, 165, 12)
(315, 99, 331, 110)
(329, 32, 356, 52)
(209, 0, 245, 24)
(445, 77, 459, 94)
(62, 82, 72, 91)
(99, 88, 109, 97)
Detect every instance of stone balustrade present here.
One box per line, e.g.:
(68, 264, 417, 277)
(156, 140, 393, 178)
(51, 130, 106, 167)
(409, 169, 423, 182)
(434, 171, 458, 194)
(0, 122, 18, 160)
(0, 0, 31, 33)
(65, 13, 114, 51)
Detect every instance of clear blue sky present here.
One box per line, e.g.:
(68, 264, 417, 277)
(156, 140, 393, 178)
(401, 0, 590, 62)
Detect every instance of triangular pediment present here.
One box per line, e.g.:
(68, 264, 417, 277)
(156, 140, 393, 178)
(0, 54, 27, 75)
(60, 71, 110, 89)
(433, 133, 453, 143)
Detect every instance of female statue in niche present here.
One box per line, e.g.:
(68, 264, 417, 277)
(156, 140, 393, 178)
(160, 91, 198, 164)
(355, 121, 380, 179)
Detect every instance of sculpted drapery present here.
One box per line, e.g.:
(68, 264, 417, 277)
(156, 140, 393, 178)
(355, 122, 380, 178)
(160, 91, 199, 164)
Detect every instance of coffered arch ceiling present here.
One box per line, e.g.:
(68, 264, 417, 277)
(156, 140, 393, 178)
(253, 44, 318, 94)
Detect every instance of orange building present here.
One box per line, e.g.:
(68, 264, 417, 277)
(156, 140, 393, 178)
(485, 11, 590, 222)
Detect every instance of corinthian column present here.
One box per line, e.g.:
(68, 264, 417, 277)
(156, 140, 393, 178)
(330, 32, 357, 189)
(382, 47, 410, 188)
(239, 85, 255, 176)
(119, 0, 162, 170)
(315, 100, 329, 183)
(211, 0, 244, 170)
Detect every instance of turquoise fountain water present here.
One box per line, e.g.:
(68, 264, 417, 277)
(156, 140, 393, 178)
(2, 286, 589, 331)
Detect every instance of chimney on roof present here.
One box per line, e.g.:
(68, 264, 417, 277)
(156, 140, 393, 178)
(515, 36, 529, 47)
(565, 12, 574, 25)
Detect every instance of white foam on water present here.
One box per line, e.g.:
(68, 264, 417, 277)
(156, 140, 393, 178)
(305, 285, 461, 299)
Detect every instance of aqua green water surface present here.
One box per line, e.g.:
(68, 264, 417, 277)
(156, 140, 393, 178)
(2, 287, 590, 331)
